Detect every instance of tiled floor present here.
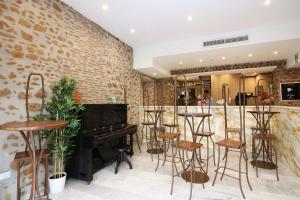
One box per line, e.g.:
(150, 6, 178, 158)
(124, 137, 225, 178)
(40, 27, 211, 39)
(52, 144, 300, 200)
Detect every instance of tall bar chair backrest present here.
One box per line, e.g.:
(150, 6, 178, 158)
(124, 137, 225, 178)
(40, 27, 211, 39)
(143, 89, 150, 122)
(26, 73, 45, 120)
(239, 74, 246, 144)
(184, 74, 188, 141)
(222, 83, 229, 138)
(255, 79, 273, 131)
(25, 73, 45, 150)
(173, 76, 179, 141)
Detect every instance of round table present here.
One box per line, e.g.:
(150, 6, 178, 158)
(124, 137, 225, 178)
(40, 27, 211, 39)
(0, 120, 68, 200)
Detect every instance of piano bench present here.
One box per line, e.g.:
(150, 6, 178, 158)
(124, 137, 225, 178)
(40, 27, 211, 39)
(115, 148, 133, 174)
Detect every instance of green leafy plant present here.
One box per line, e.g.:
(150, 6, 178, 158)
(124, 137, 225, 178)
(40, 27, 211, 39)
(46, 76, 84, 178)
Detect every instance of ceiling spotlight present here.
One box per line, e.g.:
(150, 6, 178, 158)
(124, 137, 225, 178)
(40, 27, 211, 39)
(101, 4, 109, 11)
(273, 51, 278, 55)
(248, 53, 253, 57)
(130, 28, 135, 33)
(199, 59, 203, 63)
(264, 0, 271, 6)
(179, 61, 183, 65)
(153, 72, 156, 76)
(222, 56, 226, 60)
(187, 15, 193, 21)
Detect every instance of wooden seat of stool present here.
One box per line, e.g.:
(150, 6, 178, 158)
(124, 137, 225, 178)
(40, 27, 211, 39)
(14, 149, 50, 162)
(225, 128, 241, 133)
(158, 132, 179, 139)
(150, 127, 165, 132)
(194, 131, 215, 137)
(250, 127, 269, 131)
(216, 139, 245, 149)
(252, 133, 276, 140)
(178, 112, 211, 118)
(172, 140, 202, 151)
(163, 123, 178, 127)
(142, 122, 154, 126)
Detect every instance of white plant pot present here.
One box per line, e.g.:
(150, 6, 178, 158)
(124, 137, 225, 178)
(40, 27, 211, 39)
(48, 172, 67, 194)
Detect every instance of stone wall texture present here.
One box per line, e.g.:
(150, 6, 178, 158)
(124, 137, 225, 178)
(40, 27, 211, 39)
(273, 65, 300, 106)
(0, 0, 141, 199)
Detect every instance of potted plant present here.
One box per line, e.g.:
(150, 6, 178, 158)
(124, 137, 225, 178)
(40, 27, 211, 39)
(45, 76, 84, 193)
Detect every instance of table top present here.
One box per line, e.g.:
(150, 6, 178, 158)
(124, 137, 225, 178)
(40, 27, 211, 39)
(144, 109, 166, 113)
(247, 110, 280, 114)
(0, 120, 68, 131)
(178, 112, 212, 117)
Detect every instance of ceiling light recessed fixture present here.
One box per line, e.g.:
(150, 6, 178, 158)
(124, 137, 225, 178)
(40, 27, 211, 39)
(248, 53, 253, 57)
(101, 4, 109, 11)
(222, 56, 226, 60)
(199, 59, 203, 63)
(273, 51, 278, 55)
(130, 28, 135, 33)
(186, 15, 193, 21)
(179, 61, 183, 65)
(153, 72, 156, 76)
(264, 0, 271, 6)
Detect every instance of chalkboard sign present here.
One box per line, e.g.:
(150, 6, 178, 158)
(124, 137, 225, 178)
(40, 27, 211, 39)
(281, 82, 300, 100)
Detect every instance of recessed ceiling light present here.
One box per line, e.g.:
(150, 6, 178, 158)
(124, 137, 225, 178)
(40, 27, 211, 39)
(199, 59, 203, 63)
(264, 0, 271, 6)
(101, 4, 109, 11)
(222, 56, 226, 60)
(130, 28, 135, 33)
(273, 51, 278, 55)
(179, 61, 183, 65)
(248, 53, 253, 57)
(186, 15, 193, 21)
(153, 72, 156, 76)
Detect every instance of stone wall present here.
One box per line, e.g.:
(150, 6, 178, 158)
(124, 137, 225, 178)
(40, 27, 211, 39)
(273, 65, 300, 106)
(142, 78, 176, 106)
(0, 0, 141, 199)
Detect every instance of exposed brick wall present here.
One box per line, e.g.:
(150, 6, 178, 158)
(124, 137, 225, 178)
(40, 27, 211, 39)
(0, 0, 141, 199)
(142, 81, 155, 106)
(273, 65, 300, 106)
(142, 78, 175, 106)
(170, 60, 286, 75)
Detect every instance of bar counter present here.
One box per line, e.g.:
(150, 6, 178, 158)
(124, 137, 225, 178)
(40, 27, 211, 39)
(139, 105, 300, 176)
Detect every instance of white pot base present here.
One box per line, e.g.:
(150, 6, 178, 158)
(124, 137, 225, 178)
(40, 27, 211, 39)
(49, 172, 66, 194)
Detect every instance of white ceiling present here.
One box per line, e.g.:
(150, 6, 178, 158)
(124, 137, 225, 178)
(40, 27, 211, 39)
(153, 39, 300, 71)
(61, 0, 300, 48)
(61, 0, 300, 77)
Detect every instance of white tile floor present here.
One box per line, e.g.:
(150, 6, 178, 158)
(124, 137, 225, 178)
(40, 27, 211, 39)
(51, 144, 300, 200)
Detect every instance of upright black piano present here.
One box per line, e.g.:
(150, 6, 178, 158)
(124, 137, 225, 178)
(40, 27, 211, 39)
(67, 104, 137, 183)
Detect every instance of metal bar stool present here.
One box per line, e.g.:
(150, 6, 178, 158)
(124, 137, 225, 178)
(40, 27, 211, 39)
(155, 76, 180, 171)
(15, 73, 49, 200)
(249, 79, 279, 181)
(170, 75, 206, 200)
(212, 74, 252, 199)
